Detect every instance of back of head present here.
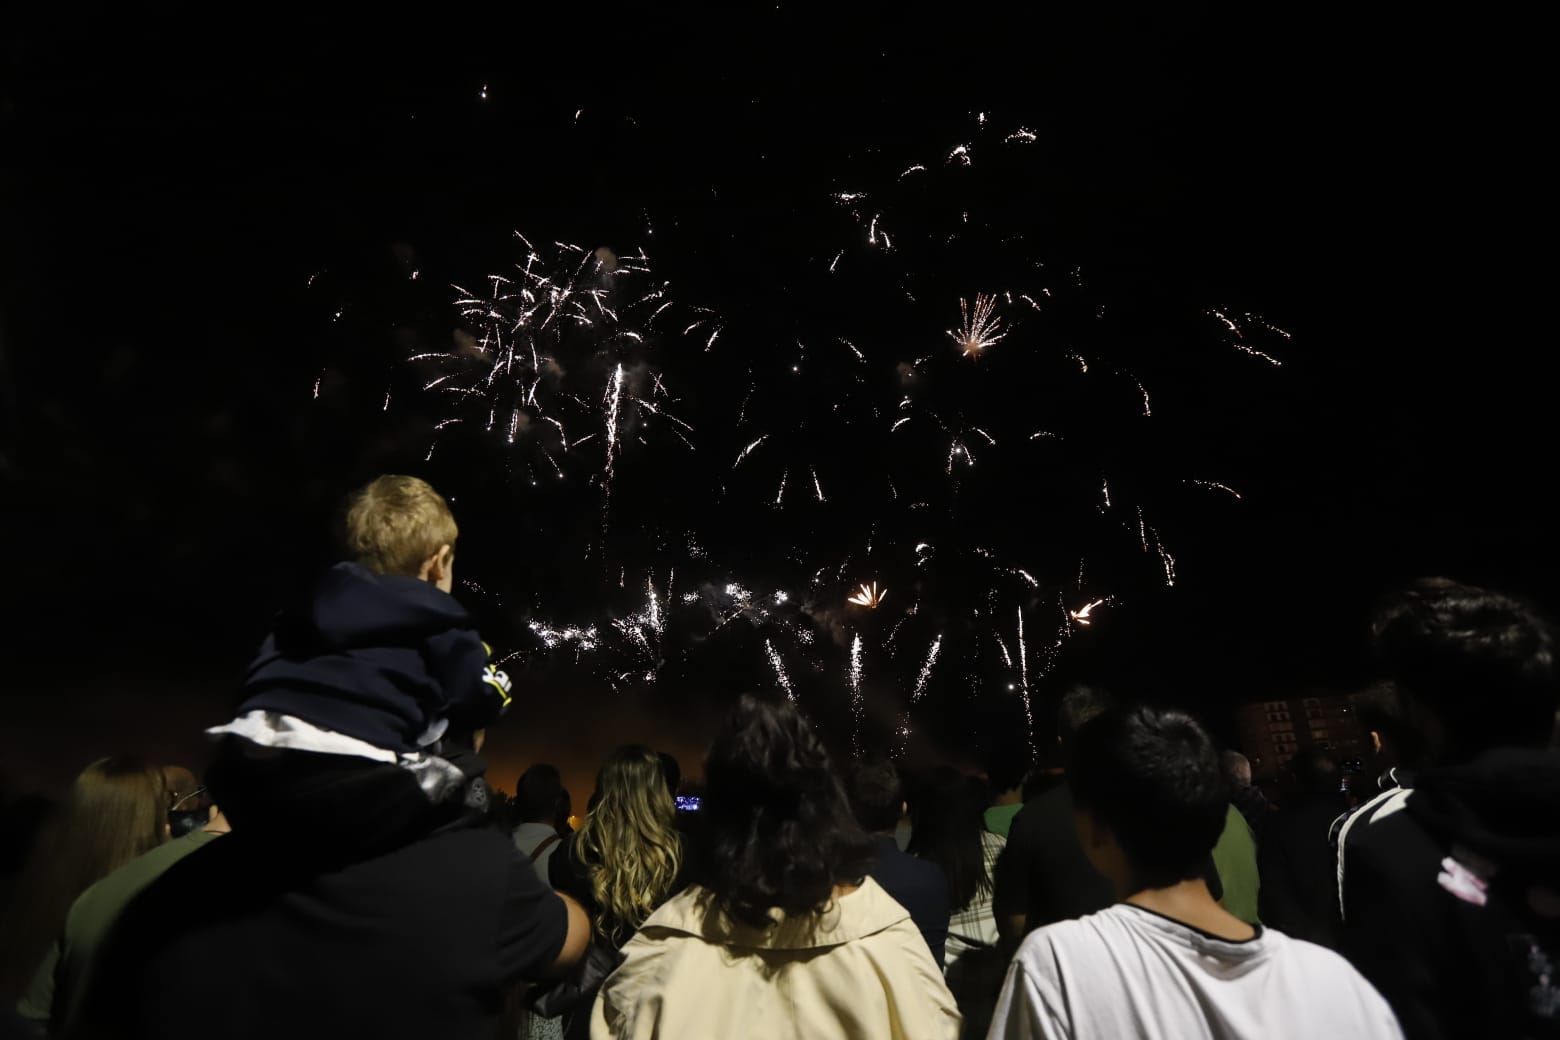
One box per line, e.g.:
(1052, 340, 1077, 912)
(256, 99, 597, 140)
(1069, 706, 1226, 889)
(343, 474, 459, 577)
(699, 696, 874, 929)
(983, 742, 1030, 797)
(0, 756, 167, 998)
(908, 766, 990, 909)
(656, 751, 682, 797)
(577, 746, 681, 937)
(515, 764, 567, 825)
(1373, 578, 1558, 759)
(1289, 746, 1341, 800)
(1220, 750, 1252, 790)
(845, 758, 903, 834)
(1353, 680, 1423, 770)
(1058, 684, 1115, 752)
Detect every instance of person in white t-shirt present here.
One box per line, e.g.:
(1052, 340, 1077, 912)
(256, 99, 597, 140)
(512, 763, 571, 884)
(988, 705, 1403, 1040)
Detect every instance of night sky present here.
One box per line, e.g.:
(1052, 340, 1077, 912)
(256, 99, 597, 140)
(3, 5, 1552, 801)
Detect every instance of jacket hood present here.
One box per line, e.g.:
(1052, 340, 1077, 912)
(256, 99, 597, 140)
(281, 562, 471, 651)
(638, 878, 911, 952)
(235, 563, 491, 752)
(1410, 748, 1560, 873)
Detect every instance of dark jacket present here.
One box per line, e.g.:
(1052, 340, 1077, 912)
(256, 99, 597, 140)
(992, 785, 1115, 935)
(238, 563, 510, 753)
(867, 835, 950, 967)
(1259, 793, 1346, 948)
(1342, 748, 1560, 1039)
(79, 815, 566, 1040)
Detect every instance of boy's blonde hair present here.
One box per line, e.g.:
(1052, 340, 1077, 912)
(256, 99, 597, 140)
(344, 475, 458, 577)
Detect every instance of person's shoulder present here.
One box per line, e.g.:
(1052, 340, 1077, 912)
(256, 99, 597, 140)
(1015, 908, 1107, 961)
(1265, 928, 1395, 1001)
(1347, 790, 1432, 863)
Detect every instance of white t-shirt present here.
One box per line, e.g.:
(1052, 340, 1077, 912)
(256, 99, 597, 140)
(513, 821, 563, 884)
(988, 903, 1403, 1040)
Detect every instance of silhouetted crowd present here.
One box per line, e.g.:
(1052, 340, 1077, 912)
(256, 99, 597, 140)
(2, 476, 1556, 1039)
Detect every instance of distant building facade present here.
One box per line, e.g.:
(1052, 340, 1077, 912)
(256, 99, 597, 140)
(1234, 692, 1365, 782)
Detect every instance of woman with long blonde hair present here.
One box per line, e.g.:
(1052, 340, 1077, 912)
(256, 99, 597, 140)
(540, 745, 683, 1039)
(0, 756, 168, 1001)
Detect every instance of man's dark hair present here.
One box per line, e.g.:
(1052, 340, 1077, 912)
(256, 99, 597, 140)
(1289, 746, 1340, 799)
(1353, 681, 1425, 769)
(697, 696, 874, 929)
(983, 743, 1030, 795)
(1069, 705, 1226, 888)
(656, 751, 682, 797)
(514, 764, 567, 825)
(845, 758, 904, 834)
(1373, 578, 1558, 756)
(1058, 684, 1115, 747)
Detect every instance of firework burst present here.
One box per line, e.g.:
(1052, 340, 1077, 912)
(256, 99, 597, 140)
(948, 293, 1008, 357)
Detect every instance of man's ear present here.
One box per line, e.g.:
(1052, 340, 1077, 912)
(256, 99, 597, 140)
(420, 544, 454, 586)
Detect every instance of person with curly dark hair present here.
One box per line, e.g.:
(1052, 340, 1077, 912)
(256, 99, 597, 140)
(590, 695, 960, 1039)
(1342, 578, 1560, 1039)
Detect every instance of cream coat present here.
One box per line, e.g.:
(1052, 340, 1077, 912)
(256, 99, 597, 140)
(591, 877, 961, 1039)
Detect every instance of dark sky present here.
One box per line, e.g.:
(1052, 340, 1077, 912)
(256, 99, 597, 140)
(2, 5, 1552, 798)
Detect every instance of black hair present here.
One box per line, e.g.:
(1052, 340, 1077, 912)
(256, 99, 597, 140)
(656, 751, 682, 797)
(1069, 705, 1226, 888)
(515, 764, 567, 825)
(983, 742, 1030, 795)
(1352, 681, 1424, 770)
(908, 767, 991, 910)
(1373, 578, 1558, 756)
(1058, 684, 1115, 747)
(844, 758, 904, 834)
(1289, 746, 1340, 799)
(697, 696, 875, 930)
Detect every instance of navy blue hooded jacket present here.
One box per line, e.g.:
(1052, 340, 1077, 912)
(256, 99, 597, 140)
(236, 563, 511, 753)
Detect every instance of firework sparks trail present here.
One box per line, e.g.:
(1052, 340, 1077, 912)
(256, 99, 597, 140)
(732, 435, 767, 468)
(1017, 607, 1034, 750)
(840, 338, 865, 362)
(948, 293, 1008, 357)
(765, 639, 795, 700)
(812, 468, 826, 502)
(1005, 127, 1037, 143)
(893, 635, 943, 757)
(912, 635, 942, 701)
(1209, 309, 1285, 366)
(775, 469, 788, 507)
(1188, 479, 1243, 500)
(1150, 527, 1178, 586)
(850, 633, 865, 756)
(829, 251, 843, 272)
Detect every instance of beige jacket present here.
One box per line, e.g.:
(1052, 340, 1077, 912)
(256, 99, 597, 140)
(591, 877, 961, 1040)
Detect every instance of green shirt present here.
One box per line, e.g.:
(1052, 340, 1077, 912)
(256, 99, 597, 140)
(983, 803, 1023, 839)
(18, 829, 223, 1034)
(1211, 803, 1261, 925)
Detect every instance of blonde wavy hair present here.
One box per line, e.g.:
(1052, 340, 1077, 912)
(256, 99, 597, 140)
(575, 745, 682, 939)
